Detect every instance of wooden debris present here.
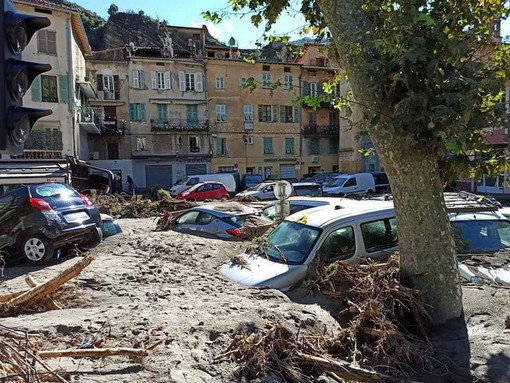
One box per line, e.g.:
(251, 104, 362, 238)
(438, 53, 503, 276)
(4, 255, 94, 307)
(38, 347, 149, 359)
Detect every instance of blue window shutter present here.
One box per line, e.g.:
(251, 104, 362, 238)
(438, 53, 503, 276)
(157, 104, 167, 121)
(129, 103, 136, 121)
(58, 74, 68, 103)
(31, 76, 41, 102)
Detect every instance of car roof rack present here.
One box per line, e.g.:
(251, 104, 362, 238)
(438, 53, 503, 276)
(444, 191, 500, 213)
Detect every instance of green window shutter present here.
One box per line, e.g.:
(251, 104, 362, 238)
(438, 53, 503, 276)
(293, 106, 299, 122)
(271, 105, 278, 122)
(157, 104, 167, 121)
(140, 104, 146, 121)
(310, 138, 320, 155)
(264, 137, 273, 154)
(31, 76, 41, 102)
(129, 103, 136, 121)
(285, 138, 294, 154)
(216, 138, 223, 155)
(58, 74, 68, 103)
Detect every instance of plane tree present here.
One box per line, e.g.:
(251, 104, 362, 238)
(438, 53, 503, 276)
(206, 0, 510, 324)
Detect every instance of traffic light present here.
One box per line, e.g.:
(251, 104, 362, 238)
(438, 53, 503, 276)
(1, 0, 52, 156)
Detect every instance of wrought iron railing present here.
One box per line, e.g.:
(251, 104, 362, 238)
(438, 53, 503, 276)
(302, 124, 340, 138)
(150, 119, 210, 132)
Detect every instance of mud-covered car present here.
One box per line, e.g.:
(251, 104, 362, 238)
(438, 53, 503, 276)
(0, 183, 102, 264)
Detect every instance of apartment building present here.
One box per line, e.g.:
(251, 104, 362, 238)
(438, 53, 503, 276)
(85, 24, 228, 191)
(12, 0, 92, 159)
(207, 58, 302, 180)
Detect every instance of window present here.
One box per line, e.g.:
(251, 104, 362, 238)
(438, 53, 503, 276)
(216, 77, 225, 89)
(107, 142, 119, 160)
(329, 111, 339, 127)
(344, 177, 357, 187)
(216, 137, 227, 156)
(318, 226, 355, 262)
(135, 137, 148, 151)
(187, 105, 198, 124)
(308, 111, 318, 126)
(37, 30, 56, 54)
(361, 218, 398, 253)
(178, 71, 203, 92)
(157, 104, 168, 123)
(41, 75, 58, 102)
(329, 138, 339, 154)
(316, 57, 328, 67)
(216, 104, 227, 122)
(310, 82, 319, 97)
(189, 136, 200, 152)
(151, 71, 171, 90)
(284, 74, 293, 90)
(244, 105, 253, 121)
(280, 105, 296, 123)
(263, 137, 273, 154)
(285, 138, 295, 154)
(129, 103, 146, 121)
(262, 73, 272, 89)
(258, 105, 278, 122)
(132, 70, 145, 89)
(310, 138, 320, 155)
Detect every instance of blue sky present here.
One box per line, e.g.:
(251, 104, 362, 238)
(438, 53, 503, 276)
(72, 0, 510, 49)
(71, 0, 308, 49)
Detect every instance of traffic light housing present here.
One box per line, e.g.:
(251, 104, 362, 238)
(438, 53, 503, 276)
(1, 0, 52, 156)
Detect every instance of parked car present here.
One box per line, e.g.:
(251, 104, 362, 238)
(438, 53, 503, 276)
(304, 172, 342, 185)
(371, 171, 390, 193)
(0, 182, 102, 264)
(260, 197, 341, 221)
(175, 181, 229, 201)
(323, 173, 376, 196)
(100, 213, 123, 238)
(222, 196, 510, 290)
(291, 182, 323, 197)
(170, 173, 237, 196)
(235, 182, 278, 201)
(171, 204, 271, 240)
(241, 174, 264, 190)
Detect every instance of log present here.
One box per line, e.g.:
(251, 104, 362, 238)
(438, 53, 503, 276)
(295, 352, 391, 382)
(2, 255, 94, 307)
(38, 347, 149, 359)
(25, 275, 62, 310)
(0, 290, 26, 303)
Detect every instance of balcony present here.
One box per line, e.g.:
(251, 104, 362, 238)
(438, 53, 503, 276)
(150, 119, 210, 132)
(79, 107, 100, 134)
(24, 130, 63, 151)
(302, 124, 340, 138)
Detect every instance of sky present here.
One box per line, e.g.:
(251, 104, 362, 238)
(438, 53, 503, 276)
(71, 0, 510, 49)
(71, 0, 309, 49)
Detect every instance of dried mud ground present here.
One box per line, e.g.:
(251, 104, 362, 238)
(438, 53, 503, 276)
(1, 218, 509, 383)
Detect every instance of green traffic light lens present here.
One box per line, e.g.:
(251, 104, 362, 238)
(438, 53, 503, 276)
(8, 20, 28, 54)
(9, 115, 30, 147)
(9, 68, 29, 100)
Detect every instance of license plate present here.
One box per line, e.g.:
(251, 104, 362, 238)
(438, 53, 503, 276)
(64, 211, 89, 223)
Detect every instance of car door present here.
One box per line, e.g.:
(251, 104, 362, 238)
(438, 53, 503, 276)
(193, 184, 211, 200)
(358, 217, 398, 259)
(261, 185, 275, 200)
(341, 177, 359, 194)
(175, 210, 216, 235)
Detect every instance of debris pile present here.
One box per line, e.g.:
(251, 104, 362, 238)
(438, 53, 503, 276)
(220, 254, 432, 381)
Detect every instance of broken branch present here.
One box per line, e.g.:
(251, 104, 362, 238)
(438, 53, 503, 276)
(38, 347, 149, 359)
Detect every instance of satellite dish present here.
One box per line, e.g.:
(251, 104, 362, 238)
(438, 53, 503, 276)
(274, 180, 292, 200)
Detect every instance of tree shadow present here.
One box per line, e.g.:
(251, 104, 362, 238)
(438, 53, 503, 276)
(486, 352, 510, 382)
(420, 312, 472, 383)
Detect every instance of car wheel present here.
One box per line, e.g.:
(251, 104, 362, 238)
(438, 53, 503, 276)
(79, 227, 103, 251)
(20, 234, 54, 264)
(220, 195, 229, 201)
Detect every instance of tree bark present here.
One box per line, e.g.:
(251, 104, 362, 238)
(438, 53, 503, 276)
(375, 140, 463, 323)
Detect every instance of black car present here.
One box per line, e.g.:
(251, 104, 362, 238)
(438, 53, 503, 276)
(0, 183, 102, 264)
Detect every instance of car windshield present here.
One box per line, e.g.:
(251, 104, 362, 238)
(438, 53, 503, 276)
(452, 220, 510, 253)
(175, 178, 188, 185)
(325, 177, 348, 187)
(29, 183, 78, 198)
(247, 183, 271, 191)
(262, 221, 321, 264)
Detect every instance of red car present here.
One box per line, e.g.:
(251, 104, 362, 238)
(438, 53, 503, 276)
(176, 181, 229, 201)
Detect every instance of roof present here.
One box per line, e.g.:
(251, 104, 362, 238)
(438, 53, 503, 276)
(285, 200, 395, 228)
(13, 0, 91, 55)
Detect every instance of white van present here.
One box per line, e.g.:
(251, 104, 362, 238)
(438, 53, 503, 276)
(170, 173, 237, 196)
(323, 173, 376, 196)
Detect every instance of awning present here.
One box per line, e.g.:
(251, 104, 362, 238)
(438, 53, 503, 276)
(79, 122, 101, 134)
(0, 163, 70, 185)
(77, 81, 98, 100)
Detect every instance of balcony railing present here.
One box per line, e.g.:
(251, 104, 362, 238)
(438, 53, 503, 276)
(24, 130, 63, 151)
(302, 124, 340, 138)
(150, 119, 210, 132)
(78, 106, 99, 124)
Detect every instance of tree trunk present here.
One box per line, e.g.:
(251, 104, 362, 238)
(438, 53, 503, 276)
(375, 139, 463, 324)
